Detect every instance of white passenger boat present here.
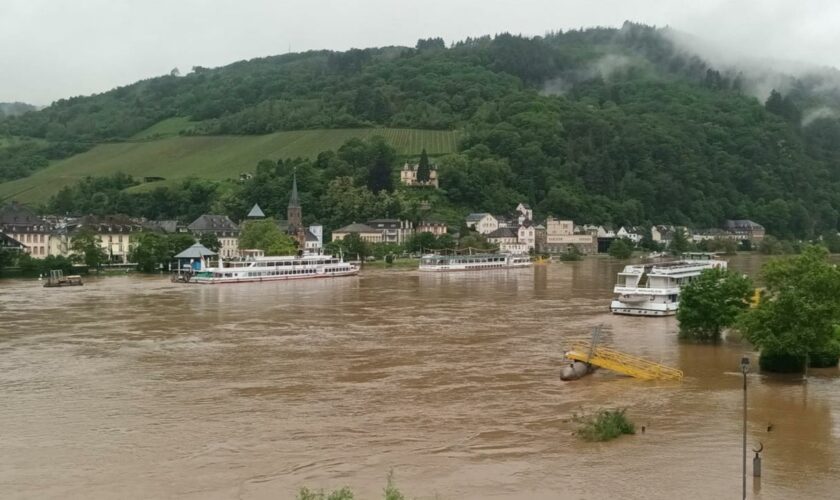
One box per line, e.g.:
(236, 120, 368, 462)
(186, 253, 359, 284)
(610, 252, 727, 316)
(418, 253, 532, 272)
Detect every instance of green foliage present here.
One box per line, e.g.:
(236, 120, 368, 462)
(130, 232, 197, 273)
(0, 248, 14, 273)
(416, 148, 431, 183)
(669, 228, 690, 254)
(558, 247, 583, 261)
(575, 409, 635, 442)
(821, 231, 840, 253)
(757, 235, 795, 255)
(7, 254, 78, 276)
(297, 486, 354, 500)
(12, 253, 76, 276)
(70, 228, 108, 269)
(198, 233, 221, 253)
(698, 237, 738, 255)
(457, 231, 496, 251)
(239, 219, 297, 255)
(383, 471, 404, 500)
(677, 268, 753, 342)
(334, 233, 370, 260)
(608, 238, 633, 259)
(4, 25, 840, 237)
(296, 472, 405, 500)
(739, 246, 840, 371)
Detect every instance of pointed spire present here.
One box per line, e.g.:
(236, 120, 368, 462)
(247, 203, 265, 218)
(288, 170, 300, 208)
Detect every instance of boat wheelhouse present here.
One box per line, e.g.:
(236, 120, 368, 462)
(610, 252, 727, 316)
(418, 253, 531, 272)
(184, 253, 358, 284)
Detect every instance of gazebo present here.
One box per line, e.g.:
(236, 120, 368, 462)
(173, 243, 218, 273)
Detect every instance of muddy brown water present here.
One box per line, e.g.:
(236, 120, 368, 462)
(1, 255, 838, 499)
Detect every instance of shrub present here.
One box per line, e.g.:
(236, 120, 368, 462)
(758, 352, 806, 373)
(575, 409, 635, 442)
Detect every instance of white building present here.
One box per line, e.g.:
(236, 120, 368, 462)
(517, 222, 536, 252)
(400, 162, 439, 188)
(542, 217, 596, 254)
(515, 203, 533, 225)
(486, 227, 528, 254)
(308, 223, 324, 251)
(465, 213, 499, 235)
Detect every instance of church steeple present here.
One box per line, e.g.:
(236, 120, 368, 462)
(288, 171, 300, 209)
(287, 171, 304, 248)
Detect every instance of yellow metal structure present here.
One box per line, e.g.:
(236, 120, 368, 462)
(750, 288, 764, 308)
(565, 341, 683, 381)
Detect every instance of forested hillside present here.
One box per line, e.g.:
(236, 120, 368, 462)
(3, 22, 840, 237)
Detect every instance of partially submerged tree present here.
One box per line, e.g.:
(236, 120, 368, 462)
(677, 267, 753, 342)
(70, 228, 108, 270)
(739, 245, 840, 371)
(239, 219, 297, 255)
(608, 238, 633, 259)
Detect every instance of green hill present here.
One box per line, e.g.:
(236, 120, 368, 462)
(3, 23, 840, 238)
(0, 128, 459, 203)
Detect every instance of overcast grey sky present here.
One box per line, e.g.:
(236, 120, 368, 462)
(2, 0, 839, 104)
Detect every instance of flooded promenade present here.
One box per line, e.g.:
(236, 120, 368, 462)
(1, 255, 838, 499)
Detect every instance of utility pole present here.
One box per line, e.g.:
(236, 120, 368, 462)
(741, 355, 750, 500)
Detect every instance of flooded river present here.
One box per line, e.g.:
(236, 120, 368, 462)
(1, 255, 838, 499)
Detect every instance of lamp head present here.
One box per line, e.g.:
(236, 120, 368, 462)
(741, 355, 750, 374)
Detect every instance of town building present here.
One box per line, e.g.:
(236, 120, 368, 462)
(400, 162, 439, 188)
(308, 223, 324, 252)
(78, 215, 144, 263)
(0, 202, 51, 258)
(465, 213, 499, 235)
(724, 220, 765, 242)
(331, 223, 384, 243)
(517, 220, 536, 252)
(417, 221, 447, 236)
(366, 219, 414, 244)
(188, 215, 240, 259)
(515, 203, 533, 225)
(616, 226, 643, 244)
(486, 227, 527, 254)
(0, 232, 26, 252)
(540, 217, 596, 254)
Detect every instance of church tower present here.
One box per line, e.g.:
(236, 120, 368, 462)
(287, 172, 306, 248)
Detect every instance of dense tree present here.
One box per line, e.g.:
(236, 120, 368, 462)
(608, 238, 633, 259)
(130, 232, 197, 272)
(239, 219, 297, 255)
(130, 232, 170, 273)
(6, 25, 840, 239)
(739, 246, 840, 371)
(677, 268, 753, 342)
(329, 233, 369, 260)
(0, 248, 13, 273)
(669, 228, 690, 254)
(198, 233, 221, 253)
(70, 228, 108, 269)
(416, 149, 431, 183)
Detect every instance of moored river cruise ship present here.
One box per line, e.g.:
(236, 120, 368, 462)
(419, 253, 532, 272)
(185, 253, 359, 284)
(610, 252, 727, 316)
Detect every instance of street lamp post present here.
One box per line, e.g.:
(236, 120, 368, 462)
(741, 355, 750, 500)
